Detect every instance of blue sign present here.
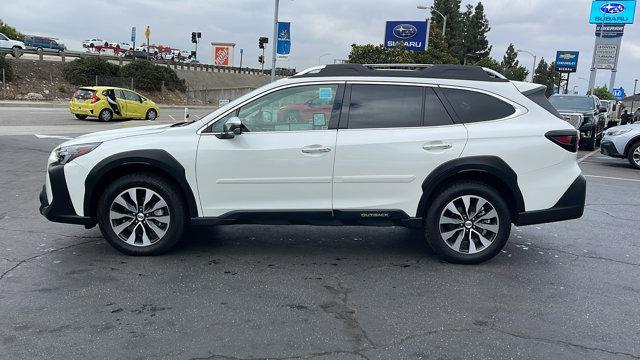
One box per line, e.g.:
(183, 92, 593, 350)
(589, 1, 637, 24)
(613, 87, 626, 100)
(555, 51, 580, 73)
(276, 22, 291, 59)
(384, 21, 428, 51)
(131, 27, 136, 43)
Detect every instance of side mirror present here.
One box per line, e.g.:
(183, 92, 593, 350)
(140, 97, 145, 103)
(217, 117, 243, 139)
(599, 106, 607, 113)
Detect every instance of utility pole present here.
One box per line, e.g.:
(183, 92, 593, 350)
(239, 48, 244, 69)
(271, 0, 279, 82)
(631, 79, 638, 114)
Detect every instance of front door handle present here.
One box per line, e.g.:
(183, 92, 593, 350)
(301, 145, 332, 154)
(422, 143, 452, 151)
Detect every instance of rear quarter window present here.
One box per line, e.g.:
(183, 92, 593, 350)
(441, 88, 516, 123)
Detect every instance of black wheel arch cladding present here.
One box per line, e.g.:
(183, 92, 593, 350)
(84, 149, 199, 220)
(416, 156, 525, 218)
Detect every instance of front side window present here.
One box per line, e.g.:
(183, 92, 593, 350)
(123, 90, 142, 102)
(441, 88, 516, 123)
(213, 84, 338, 133)
(347, 84, 423, 129)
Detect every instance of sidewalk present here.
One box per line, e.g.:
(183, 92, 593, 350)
(0, 100, 215, 109)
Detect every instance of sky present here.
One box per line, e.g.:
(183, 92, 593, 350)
(1, 0, 639, 94)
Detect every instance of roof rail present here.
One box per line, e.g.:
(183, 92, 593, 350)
(293, 63, 509, 82)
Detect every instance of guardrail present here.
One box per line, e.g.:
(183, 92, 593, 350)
(2, 48, 296, 77)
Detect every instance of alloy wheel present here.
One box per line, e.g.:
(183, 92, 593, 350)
(438, 195, 499, 254)
(633, 147, 640, 167)
(109, 187, 170, 247)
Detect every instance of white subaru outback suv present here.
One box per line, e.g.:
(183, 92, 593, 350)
(40, 64, 586, 264)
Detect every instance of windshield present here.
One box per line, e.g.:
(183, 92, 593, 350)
(549, 96, 594, 111)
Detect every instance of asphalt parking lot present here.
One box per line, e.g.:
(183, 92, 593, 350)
(1, 106, 639, 360)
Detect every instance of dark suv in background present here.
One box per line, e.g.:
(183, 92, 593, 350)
(549, 94, 607, 150)
(24, 36, 66, 53)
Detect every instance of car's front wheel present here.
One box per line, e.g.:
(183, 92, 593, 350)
(97, 173, 186, 255)
(146, 109, 157, 120)
(424, 181, 511, 264)
(628, 142, 640, 170)
(583, 134, 596, 151)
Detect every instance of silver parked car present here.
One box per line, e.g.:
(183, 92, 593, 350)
(600, 124, 640, 169)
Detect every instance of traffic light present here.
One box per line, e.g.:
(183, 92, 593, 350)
(197, 32, 201, 39)
(258, 55, 264, 64)
(191, 32, 197, 43)
(258, 37, 268, 49)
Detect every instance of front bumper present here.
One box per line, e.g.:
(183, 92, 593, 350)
(600, 140, 624, 158)
(514, 175, 586, 226)
(39, 164, 95, 227)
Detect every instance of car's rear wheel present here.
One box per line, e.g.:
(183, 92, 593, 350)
(74, 114, 88, 120)
(97, 173, 186, 255)
(628, 142, 640, 170)
(424, 181, 511, 264)
(146, 109, 157, 120)
(99, 108, 113, 122)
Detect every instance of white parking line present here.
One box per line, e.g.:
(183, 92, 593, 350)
(585, 174, 640, 183)
(578, 149, 600, 163)
(34, 134, 73, 140)
(169, 115, 176, 121)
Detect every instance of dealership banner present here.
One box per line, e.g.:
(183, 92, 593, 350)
(589, 1, 637, 24)
(277, 22, 291, 60)
(211, 42, 236, 66)
(595, 24, 625, 37)
(384, 21, 428, 51)
(555, 51, 580, 73)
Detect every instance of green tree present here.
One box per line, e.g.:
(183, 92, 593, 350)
(62, 56, 120, 86)
(0, 20, 24, 41)
(533, 58, 555, 97)
(473, 56, 502, 73)
(121, 59, 185, 92)
(461, 2, 492, 63)
(432, 0, 463, 60)
(591, 85, 615, 100)
(500, 44, 528, 81)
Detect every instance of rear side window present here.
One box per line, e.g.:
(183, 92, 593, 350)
(347, 84, 422, 129)
(441, 88, 516, 123)
(425, 87, 454, 126)
(526, 88, 563, 119)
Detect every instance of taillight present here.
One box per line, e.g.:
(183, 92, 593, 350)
(545, 130, 579, 153)
(90, 91, 100, 103)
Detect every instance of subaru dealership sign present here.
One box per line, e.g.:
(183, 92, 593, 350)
(589, 1, 637, 24)
(384, 21, 428, 51)
(555, 51, 580, 73)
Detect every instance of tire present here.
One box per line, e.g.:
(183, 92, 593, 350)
(628, 142, 640, 170)
(583, 134, 596, 151)
(146, 109, 157, 120)
(97, 173, 186, 255)
(98, 108, 113, 122)
(424, 181, 511, 264)
(74, 114, 88, 120)
(11, 46, 20, 58)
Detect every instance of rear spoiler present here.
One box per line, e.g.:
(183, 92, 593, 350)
(512, 81, 546, 95)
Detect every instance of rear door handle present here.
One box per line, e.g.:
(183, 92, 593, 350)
(423, 143, 452, 151)
(301, 144, 332, 154)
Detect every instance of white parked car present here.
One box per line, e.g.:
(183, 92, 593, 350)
(600, 123, 640, 169)
(82, 38, 109, 48)
(0, 32, 25, 56)
(108, 42, 132, 51)
(39, 64, 586, 264)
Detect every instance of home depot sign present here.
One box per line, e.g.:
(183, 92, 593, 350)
(211, 42, 235, 66)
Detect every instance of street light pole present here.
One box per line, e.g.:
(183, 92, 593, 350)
(417, 4, 446, 37)
(516, 49, 536, 83)
(631, 79, 638, 115)
(271, 0, 279, 82)
(318, 53, 331, 65)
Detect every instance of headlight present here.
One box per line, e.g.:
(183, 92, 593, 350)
(54, 143, 101, 165)
(606, 129, 632, 137)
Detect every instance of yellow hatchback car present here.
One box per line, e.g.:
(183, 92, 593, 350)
(69, 86, 160, 122)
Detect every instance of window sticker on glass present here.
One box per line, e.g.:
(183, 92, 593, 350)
(318, 87, 333, 100)
(313, 113, 327, 127)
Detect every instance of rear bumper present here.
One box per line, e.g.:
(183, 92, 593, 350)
(514, 175, 586, 226)
(39, 164, 95, 227)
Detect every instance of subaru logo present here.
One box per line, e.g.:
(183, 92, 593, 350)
(600, 2, 625, 14)
(393, 24, 418, 39)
